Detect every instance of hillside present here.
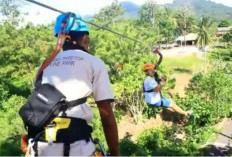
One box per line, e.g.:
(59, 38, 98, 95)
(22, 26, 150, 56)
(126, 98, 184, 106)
(120, 1, 140, 18)
(119, 0, 232, 20)
(164, 0, 232, 20)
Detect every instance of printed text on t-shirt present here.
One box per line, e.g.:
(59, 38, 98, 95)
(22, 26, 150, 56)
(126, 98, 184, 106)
(49, 56, 84, 67)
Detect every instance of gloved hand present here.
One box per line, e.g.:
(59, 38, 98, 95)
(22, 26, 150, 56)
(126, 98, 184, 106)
(153, 48, 160, 54)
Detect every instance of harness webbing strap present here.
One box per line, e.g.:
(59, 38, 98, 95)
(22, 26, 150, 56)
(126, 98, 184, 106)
(160, 99, 164, 107)
(64, 143, 70, 156)
(35, 13, 72, 82)
(35, 33, 67, 81)
(68, 97, 87, 107)
(144, 88, 154, 93)
(28, 117, 92, 156)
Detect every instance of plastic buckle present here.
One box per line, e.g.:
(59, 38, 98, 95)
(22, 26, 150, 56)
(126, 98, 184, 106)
(47, 122, 56, 128)
(61, 102, 69, 116)
(28, 139, 35, 157)
(46, 122, 56, 144)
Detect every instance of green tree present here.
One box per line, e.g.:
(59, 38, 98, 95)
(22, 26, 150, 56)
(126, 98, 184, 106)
(218, 20, 232, 27)
(197, 17, 215, 50)
(175, 8, 196, 46)
(94, 0, 124, 26)
(0, 20, 55, 155)
(158, 8, 176, 46)
(223, 29, 232, 45)
(0, 22, 55, 99)
(0, 0, 23, 25)
(139, 0, 157, 27)
(0, 95, 26, 155)
(139, 3, 177, 46)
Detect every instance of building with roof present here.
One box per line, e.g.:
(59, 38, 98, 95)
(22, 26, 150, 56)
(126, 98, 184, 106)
(176, 33, 198, 46)
(217, 26, 232, 36)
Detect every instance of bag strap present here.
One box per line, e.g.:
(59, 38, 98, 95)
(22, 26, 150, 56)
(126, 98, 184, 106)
(35, 33, 68, 81)
(67, 97, 87, 107)
(35, 13, 72, 82)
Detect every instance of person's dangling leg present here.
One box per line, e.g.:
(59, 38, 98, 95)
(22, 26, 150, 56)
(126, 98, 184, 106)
(162, 97, 188, 116)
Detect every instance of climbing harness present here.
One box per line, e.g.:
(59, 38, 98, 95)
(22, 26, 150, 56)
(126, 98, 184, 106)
(24, 0, 141, 43)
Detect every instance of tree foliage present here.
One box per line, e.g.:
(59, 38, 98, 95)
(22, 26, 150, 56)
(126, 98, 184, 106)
(0, 15, 55, 156)
(139, 0, 157, 27)
(0, 0, 231, 156)
(94, 0, 124, 26)
(197, 17, 216, 48)
(175, 9, 196, 35)
(218, 20, 232, 27)
(222, 29, 232, 46)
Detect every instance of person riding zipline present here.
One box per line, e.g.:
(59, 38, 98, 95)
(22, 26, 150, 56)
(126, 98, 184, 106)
(20, 12, 119, 156)
(143, 49, 193, 117)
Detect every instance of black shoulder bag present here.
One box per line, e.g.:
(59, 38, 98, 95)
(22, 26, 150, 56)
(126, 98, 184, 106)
(19, 84, 67, 129)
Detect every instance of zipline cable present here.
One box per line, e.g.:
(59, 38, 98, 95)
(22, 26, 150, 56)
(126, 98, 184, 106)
(24, 0, 141, 43)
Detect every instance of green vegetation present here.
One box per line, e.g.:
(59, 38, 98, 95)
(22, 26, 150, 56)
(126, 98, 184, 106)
(162, 54, 203, 72)
(218, 20, 232, 27)
(165, 0, 232, 21)
(0, 0, 232, 156)
(118, 55, 232, 156)
(197, 17, 216, 49)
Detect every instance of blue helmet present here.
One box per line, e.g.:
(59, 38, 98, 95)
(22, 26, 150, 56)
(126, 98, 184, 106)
(54, 13, 89, 37)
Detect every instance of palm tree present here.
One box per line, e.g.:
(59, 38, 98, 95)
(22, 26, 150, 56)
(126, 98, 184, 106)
(197, 17, 215, 51)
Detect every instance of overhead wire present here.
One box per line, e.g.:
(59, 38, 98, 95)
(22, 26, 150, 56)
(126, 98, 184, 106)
(25, 0, 162, 82)
(24, 0, 141, 43)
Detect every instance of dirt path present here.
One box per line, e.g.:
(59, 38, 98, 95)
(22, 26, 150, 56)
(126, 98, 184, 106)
(118, 115, 164, 140)
(169, 73, 192, 97)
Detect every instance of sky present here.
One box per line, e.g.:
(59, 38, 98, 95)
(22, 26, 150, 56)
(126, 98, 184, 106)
(18, 0, 232, 25)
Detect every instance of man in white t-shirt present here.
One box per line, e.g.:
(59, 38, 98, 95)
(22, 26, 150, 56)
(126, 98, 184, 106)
(27, 13, 119, 156)
(143, 63, 192, 117)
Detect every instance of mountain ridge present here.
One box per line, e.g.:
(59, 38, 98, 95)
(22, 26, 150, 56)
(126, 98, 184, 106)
(120, 1, 140, 18)
(119, 0, 232, 20)
(164, 0, 232, 20)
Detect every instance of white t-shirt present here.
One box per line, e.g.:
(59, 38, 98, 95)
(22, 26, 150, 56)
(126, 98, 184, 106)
(34, 49, 114, 156)
(143, 76, 161, 105)
(41, 49, 114, 122)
